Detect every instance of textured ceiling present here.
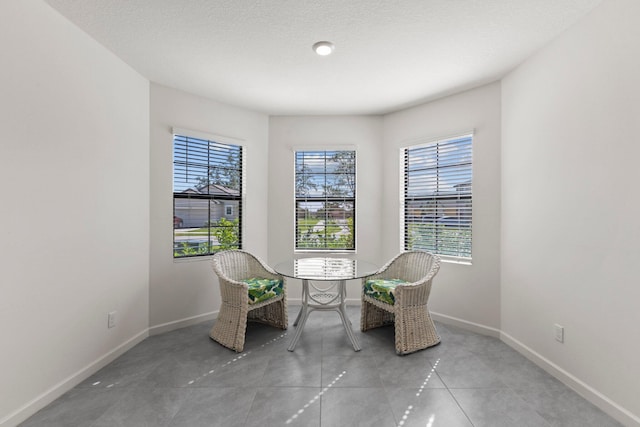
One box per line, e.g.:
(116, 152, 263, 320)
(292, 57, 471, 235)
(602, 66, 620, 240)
(44, 0, 602, 115)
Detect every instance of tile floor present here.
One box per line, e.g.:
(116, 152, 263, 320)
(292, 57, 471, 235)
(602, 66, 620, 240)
(20, 305, 622, 426)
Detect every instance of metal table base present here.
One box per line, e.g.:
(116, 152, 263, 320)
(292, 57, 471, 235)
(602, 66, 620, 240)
(288, 279, 361, 352)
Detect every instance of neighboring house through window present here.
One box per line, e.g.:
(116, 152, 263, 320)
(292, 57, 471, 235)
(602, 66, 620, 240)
(295, 150, 355, 251)
(173, 132, 243, 258)
(403, 134, 472, 260)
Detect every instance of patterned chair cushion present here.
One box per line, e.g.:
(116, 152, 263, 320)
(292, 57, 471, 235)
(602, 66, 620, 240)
(363, 278, 408, 305)
(242, 278, 284, 305)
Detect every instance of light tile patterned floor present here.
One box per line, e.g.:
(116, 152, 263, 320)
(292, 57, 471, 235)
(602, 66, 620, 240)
(20, 305, 622, 427)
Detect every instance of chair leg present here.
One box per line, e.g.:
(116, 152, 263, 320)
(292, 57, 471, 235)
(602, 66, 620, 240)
(360, 300, 369, 331)
(248, 299, 288, 330)
(394, 306, 440, 355)
(361, 300, 394, 331)
(272, 299, 289, 330)
(210, 303, 247, 352)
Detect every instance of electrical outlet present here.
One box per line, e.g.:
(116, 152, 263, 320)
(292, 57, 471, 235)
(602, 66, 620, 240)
(554, 323, 564, 343)
(108, 311, 117, 329)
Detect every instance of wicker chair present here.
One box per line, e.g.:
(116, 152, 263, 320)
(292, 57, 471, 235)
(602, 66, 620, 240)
(360, 250, 441, 355)
(210, 250, 288, 352)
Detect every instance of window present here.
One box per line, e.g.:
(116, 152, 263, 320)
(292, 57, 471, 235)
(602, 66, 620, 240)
(403, 134, 472, 260)
(173, 134, 242, 258)
(295, 150, 355, 251)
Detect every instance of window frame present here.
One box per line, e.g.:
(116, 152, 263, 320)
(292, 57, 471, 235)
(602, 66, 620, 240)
(294, 148, 356, 253)
(401, 133, 473, 262)
(172, 129, 244, 259)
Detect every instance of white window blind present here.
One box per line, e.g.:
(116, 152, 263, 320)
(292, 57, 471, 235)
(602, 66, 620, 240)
(403, 134, 472, 259)
(173, 134, 243, 258)
(295, 150, 355, 251)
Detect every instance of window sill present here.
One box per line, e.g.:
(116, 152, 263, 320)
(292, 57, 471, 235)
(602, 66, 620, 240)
(439, 256, 472, 266)
(173, 255, 213, 263)
(294, 249, 356, 255)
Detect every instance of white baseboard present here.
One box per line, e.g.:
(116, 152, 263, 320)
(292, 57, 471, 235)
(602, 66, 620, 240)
(430, 311, 501, 338)
(501, 332, 640, 427)
(1, 329, 148, 427)
(148, 311, 218, 336)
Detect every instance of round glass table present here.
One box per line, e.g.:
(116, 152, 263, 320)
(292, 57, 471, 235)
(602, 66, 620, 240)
(274, 257, 379, 351)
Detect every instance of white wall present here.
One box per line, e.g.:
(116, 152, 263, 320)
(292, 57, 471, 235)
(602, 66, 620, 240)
(0, 1, 150, 425)
(268, 116, 384, 299)
(383, 83, 502, 329)
(3, 0, 637, 425)
(149, 84, 270, 329)
(501, 0, 640, 424)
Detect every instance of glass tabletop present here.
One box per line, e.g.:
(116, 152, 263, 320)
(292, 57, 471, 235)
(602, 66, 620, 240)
(274, 257, 379, 280)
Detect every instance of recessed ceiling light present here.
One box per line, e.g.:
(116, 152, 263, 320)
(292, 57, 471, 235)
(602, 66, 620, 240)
(313, 41, 334, 56)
